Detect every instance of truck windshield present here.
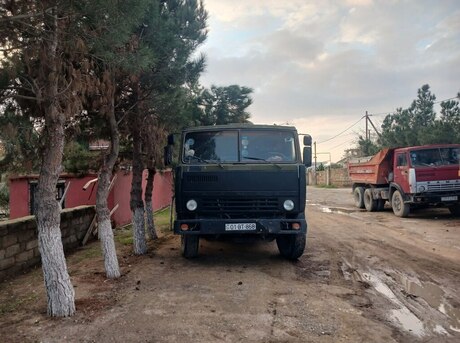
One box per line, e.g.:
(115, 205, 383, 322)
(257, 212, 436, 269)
(182, 130, 297, 163)
(409, 147, 459, 167)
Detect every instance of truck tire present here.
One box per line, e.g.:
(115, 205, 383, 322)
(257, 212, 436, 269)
(363, 188, 378, 212)
(353, 187, 365, 209)
(391, 190, 410, 217)
(377, 199, 385, 211)
(181, 235, 199, 258)
(448, 204, 460, 217)
(276, 234, 306, 260)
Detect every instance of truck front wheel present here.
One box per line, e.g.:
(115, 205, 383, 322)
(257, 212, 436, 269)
(276, 234, 306, 260)
(353, 187, 365, 209)
(363, 188, 378, 212)
(181, 235, 199, 258)
(391, 190, 410, 217)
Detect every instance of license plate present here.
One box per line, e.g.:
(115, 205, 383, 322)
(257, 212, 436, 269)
(441, 196, 458, 201)
(225, 223, 256, 231)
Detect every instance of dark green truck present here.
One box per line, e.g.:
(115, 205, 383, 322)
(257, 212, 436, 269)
(165, 124, 312, 259)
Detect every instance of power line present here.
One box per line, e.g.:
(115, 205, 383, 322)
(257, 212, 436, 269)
(367, 95, 459, 116)
(329, 137, 356, 151)
(317, 116, 364, 144)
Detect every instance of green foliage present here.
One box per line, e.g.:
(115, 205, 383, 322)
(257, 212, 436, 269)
(196, 85, 253, 125)
(0, 182, 9, 215)
(0, 105, 40, 173)
(379, 85, 460, 147)
(316, 163, 325, 171)
(62, 142, 99, 175)
(358, 136, 380, 156)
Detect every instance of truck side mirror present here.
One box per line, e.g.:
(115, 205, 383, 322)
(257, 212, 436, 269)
(303, 147, 312, 167)
(303, 135, 312, 147)
(164, 145, 173, 166)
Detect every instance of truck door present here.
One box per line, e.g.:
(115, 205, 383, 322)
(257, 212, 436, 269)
(393, 152, 410, 194)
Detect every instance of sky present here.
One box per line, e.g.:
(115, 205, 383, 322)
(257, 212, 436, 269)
(197, 0, 460, 162)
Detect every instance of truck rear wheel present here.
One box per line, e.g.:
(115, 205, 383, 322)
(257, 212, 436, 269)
(181, 235, 199, 258)
(391, 190, 410, 217)
(363, 188, 378, 212)
(276, 234, 306, 260)
(353, 187, 365, 209)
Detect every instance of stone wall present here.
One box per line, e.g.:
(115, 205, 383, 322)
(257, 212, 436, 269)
(308, 168, 352, 187)
(0, 206, 95, 282)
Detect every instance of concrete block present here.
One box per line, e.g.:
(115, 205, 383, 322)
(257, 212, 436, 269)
(15, 250, 34, 263)
(26, 220, 37, 230)
(0, 257, 14, 271)
(26, 240, 38, 251)
(2, 235, 18, 248)
(5, 244, 20, 258)
(17, 229, 35, 243)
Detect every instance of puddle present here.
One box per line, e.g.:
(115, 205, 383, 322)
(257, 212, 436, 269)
(341, 259, 460, 337)
(400, 276, 460, 333)
(319, 206, 363, 215)
(360, 272, 426, 337)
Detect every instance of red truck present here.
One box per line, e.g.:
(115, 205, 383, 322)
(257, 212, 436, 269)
(348, 144, 460, 217)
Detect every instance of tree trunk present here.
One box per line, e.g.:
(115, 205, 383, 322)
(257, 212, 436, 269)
(130, 115, 147, 255)
(36, 116, 76, 317)
(35, 7, 75, 317)
(145, 168, 158, 240)
(96, 87, 120, 278)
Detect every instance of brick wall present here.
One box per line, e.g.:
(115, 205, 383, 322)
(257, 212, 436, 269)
(0, 206, 95, 282)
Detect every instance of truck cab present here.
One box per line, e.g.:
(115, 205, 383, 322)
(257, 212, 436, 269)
(166, 124, 312, 259)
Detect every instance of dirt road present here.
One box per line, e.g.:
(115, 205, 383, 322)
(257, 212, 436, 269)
(1, 187, 459, 342)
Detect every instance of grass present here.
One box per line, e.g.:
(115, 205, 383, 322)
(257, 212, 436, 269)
(0, 292, 39, 315)
(315, 184, 338, 189)
(114, 206, 173, 245)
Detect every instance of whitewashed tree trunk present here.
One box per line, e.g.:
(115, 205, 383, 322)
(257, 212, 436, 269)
(35, 7, 75, 317)
(129, 79, 148, 255)
(36, 117, 75, 317)
(145, 168, 158, 240)
(145, 203, 157, 240)
(95, 82, 120, 278)
(130, 108, 148, 255)
(98, 216, 120, 278)
(133, 207, 147, 254)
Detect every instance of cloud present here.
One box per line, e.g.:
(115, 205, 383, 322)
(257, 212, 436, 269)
(200, 0, 460, 161)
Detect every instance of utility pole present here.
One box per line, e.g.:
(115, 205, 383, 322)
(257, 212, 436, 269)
(365, 111, 381, 138)
(314, 141, 317, 185)
(365, 111, 369, 141)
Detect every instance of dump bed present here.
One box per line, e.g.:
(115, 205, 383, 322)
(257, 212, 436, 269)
(348, 148, 393, 185)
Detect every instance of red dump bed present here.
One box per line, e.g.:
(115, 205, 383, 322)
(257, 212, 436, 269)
(348, 148, 393, 185)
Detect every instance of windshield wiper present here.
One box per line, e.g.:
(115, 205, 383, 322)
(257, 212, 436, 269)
(243, 156, 266, 161)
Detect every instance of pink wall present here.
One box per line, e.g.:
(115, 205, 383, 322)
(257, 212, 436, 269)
(8, 178, 30, 219)
(8, 170, 173, 227)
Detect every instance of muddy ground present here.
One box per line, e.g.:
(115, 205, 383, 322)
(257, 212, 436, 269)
(1, 186, 459, 343)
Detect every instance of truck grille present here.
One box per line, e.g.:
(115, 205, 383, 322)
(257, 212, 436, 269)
(201, 197, 279, 213)
(426, 182, 460, 192)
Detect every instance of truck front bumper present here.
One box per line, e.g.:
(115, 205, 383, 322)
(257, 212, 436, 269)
(174, 218, 307, 235)
(410, 192, 460, 205)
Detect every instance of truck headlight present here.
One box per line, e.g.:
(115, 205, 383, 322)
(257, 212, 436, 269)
(186, 199, 198, 211)
(283, 200, 295, 211)
(418, 185, 426, 193)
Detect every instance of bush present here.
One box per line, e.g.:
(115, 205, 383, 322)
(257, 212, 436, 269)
(0, 182, 9, 217)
